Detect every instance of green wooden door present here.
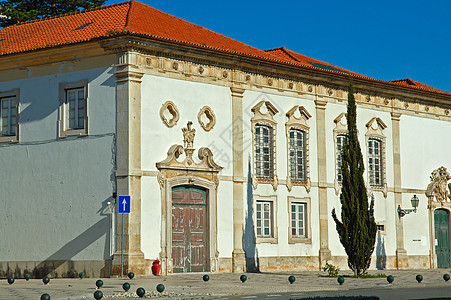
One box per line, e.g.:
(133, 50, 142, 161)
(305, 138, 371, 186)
(434, 209, 450, 268)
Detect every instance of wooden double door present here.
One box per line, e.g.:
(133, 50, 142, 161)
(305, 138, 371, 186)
(434, 209, 450, 268)
(172, 186, 209, 273)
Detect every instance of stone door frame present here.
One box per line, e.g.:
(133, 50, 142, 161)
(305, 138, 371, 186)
(160, 176, 218, 275)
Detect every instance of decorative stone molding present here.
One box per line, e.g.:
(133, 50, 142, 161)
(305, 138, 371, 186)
(333, 113, 347, 195)
(182, 121, 196, 149)
(251, 100, 279, 191)
(156, 122, 222, 274)
(285, 105, 312, 192)
(197, 106, 216, 132)
(160, 101, 180, 128)
(426, 166, 451, 203)
(99, 38, 451, 123)
(365, 117, 388, 197)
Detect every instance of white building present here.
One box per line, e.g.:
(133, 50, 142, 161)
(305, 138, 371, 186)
(0, 1, 450, 277)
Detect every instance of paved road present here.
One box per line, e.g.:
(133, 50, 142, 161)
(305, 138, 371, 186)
(217, 285, 451, 300)
(2, 269, 451, 299)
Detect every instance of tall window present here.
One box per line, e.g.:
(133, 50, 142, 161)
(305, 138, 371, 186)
(255, 124, 274, 179)
(0, 96, 18, 137)
(291, 202, 306, 238)
(59, 80, 88, 137)
(256, 201, 272, 238)
(289, 128, 306, 181)
(336, 134, 346, 184)
(66, 88, 85, 130)
(368, 138, 382, 186)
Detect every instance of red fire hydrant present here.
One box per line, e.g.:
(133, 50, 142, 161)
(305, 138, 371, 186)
(152, 259, 161, 276)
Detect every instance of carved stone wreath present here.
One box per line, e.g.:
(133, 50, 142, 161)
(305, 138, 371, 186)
(160, 101, 180, 128)
(197, 106, 216, 132)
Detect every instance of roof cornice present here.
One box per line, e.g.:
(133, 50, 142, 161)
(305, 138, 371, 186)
(100, 36, 451, 106)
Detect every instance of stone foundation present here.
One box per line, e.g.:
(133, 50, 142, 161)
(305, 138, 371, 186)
(217, 254, 432, 274)
(0, 260, 111, 279)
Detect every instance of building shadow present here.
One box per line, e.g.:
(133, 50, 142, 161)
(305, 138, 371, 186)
(30, 198, 113, 278)
(243, 157, 260, 272)
(376, 231, 386, 270)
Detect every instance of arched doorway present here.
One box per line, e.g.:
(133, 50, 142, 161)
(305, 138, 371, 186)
(434, 209, 450, 268)
(171, 185, 208, 272)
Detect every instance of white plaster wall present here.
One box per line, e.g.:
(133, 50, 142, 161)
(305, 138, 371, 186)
(140, 75, 233, 175)
(216, 181, 234, 257)
(140, 177, 162, 260)
(400, 115, 451, 189)
(399, 115, 451, 256)
(402, 193, 430, 255)
(0, 67, 116, 261)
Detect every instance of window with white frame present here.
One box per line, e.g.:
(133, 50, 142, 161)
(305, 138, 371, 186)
(256, 200, 273, 238)
(66, 88, 85, 130)
(291, 202, 306, 238)
(368, 138, 382, 186)
(0, 89, 20, 143)
(59, 80, 88, 137)
(289, 128, 306, 181)
(336, 134, 347, 184)
(255, 124, 274, 179)
(288, 196, 311, 244)
(1, 96, 18, 136)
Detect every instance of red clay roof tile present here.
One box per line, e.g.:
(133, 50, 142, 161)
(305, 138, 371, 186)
(0, 1, 449, 96)
(389, 78, 448, 94)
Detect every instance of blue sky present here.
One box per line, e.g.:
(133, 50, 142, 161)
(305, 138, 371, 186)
(106, 0, 451, 92)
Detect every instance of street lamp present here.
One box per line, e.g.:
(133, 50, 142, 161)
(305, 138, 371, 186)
(398, 195, 420, 218)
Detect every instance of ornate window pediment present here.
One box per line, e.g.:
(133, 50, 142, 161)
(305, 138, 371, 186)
(366, 117, 387, 135)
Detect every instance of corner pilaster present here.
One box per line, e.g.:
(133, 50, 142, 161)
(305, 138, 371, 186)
(112, 51, 146, 276)
(391, 111, 408, 269)
(231, 87, 246, 272)
(315, 98, 331, 266)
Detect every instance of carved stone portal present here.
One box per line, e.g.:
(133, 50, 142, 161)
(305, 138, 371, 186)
(156, 122, 222, 275)
(426, 166, 451, 202)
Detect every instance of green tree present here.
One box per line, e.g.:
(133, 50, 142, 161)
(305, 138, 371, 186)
(331, 82, 377, 277)
(0, 0, 105, 27)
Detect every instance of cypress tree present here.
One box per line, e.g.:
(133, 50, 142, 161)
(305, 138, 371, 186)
(332, 82, 377, 276)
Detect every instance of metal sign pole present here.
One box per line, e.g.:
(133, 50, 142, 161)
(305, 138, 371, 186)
(118, 195, 130, 278)
(121, 213, 124, 278)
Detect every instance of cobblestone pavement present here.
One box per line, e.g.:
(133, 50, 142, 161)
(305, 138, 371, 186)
(2, 269, 451, 299)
